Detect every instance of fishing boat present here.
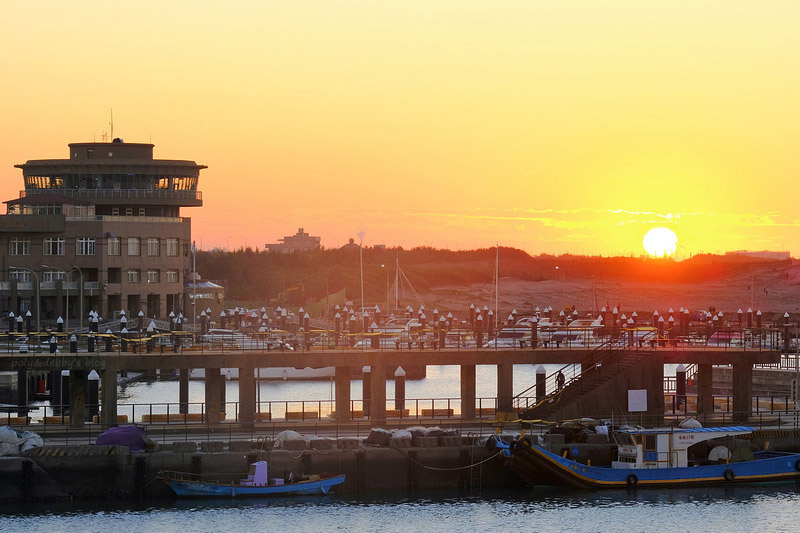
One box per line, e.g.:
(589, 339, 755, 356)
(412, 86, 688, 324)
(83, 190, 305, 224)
(493, 426, 800, 488)
(158, 461, 345, 497)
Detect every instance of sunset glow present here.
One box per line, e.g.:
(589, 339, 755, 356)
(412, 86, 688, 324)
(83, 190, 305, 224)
(2, 1, 799, 257)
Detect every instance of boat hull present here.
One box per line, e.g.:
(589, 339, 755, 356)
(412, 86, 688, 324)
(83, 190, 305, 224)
(163, 474, 346, 497)
(510, 440, 800, 489)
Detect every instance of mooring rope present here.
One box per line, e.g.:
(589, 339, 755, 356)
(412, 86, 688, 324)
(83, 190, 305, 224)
(391, 447, 504, 471)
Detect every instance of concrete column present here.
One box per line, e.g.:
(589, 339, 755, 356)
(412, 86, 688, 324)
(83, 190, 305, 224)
(16, 370, 27, 409)
(205, 369, 222, 424)
(362, 366, 371, 417)
(69, 370, 87, 428)
(369, 355, 387, 425)
(100, 365, 118, 427)
(675, 364, 686, 412)
(179, 368, 189, 414)
(460, 364, 476, 419)
(238, 366, 255, 427)
(496, 354, 514, 417)
(535, 365, 547, 402)
(335, 366, 352, 421)
(394, 366, 406, 411)
(696, 364, 714, 416)
(732, 362, 753, 423)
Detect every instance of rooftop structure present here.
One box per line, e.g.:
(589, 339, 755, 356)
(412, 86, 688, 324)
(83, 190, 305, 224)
(0, 138, 206, 326)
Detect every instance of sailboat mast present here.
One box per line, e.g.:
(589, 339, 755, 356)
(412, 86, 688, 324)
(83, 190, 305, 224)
(395, 253, 400, 311)
(495, 245, 499, 331)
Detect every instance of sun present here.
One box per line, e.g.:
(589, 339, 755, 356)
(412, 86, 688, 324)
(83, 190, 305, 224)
(643, 227, 678, 257)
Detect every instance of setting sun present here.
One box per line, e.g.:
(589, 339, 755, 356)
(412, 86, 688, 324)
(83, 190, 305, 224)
(643, 228, 678, 257)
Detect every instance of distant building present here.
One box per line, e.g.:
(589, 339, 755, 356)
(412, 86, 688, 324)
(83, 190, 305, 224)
(725, 250, 791, 261)
(265, 227, 321, 252)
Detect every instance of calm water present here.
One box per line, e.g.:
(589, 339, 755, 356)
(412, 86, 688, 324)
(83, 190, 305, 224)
(2, 484, 799, 532)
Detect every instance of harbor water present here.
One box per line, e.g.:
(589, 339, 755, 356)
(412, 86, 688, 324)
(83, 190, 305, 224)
(2, 484, 800, 532)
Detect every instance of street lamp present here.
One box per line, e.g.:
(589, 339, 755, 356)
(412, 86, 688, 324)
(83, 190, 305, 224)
(9, 266, 39, 332)
(43, 265, 82, 331)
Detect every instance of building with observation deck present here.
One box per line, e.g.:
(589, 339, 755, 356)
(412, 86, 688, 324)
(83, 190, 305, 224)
(0, 138, 205, 328)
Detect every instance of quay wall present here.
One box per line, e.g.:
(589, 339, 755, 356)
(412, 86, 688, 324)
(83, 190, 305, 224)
(5, 429, 800, 502)
(0, 441, 520, 502)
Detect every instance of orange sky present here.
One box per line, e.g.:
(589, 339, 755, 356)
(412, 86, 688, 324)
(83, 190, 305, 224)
(2, 1, 800, 257)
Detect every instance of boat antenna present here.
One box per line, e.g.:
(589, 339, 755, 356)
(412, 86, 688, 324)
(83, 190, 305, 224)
(109, 108, 114, 140)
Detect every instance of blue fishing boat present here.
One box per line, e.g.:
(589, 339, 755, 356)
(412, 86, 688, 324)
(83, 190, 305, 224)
(494, 426, 800, 489)
(158, 461, 345, 497)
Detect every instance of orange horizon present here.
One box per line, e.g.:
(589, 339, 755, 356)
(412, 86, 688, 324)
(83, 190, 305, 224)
(2, 2, 799, 257)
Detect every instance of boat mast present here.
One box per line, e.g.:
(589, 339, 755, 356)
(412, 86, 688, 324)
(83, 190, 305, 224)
(395, 252, 400, 312)
(495, 244, 499, 331)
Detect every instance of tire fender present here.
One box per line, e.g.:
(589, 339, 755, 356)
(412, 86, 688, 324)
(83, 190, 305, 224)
(724, 469, 735, 481)
(626, 474, 638, 486)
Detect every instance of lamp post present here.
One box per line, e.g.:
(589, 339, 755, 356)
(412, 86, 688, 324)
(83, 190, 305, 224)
(381, 264, 388, 314)
(9, 266, 39, 332)
(43, 265, 82, 331)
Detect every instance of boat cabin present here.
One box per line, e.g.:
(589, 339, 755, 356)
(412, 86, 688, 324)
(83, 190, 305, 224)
(611, 426, 754, 470)
(240, 461, 269, 487)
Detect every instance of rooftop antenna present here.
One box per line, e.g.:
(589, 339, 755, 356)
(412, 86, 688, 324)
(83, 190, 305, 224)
(109, 108, 114, 140)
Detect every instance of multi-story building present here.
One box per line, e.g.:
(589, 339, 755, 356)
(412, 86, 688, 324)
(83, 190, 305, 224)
(265, 227, 321, 252)
(0, 138, 205, 328)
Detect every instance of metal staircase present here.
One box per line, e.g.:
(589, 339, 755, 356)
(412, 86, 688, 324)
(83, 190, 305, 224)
(514, 330, 659, 421)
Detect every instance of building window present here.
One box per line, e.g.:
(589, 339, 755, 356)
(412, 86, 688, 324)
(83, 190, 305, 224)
(125, 207, 133, 216)
(43, 269, 66, 282)
(166, 238, 179, 256)
(127, 237, 140, 256)
(9, 269, 31, 282)
(139, 207, 146, 216)
(9, 238, 30, 256)
(112, 207, 119, 216)
(127, 269, 140, 283)
(76, 237, 95, 255)
(147, 237, 160, 256)
(147, 269, 160, 283)
(108, 237, 121, 256)
(43, 237, 66, 256)
(165, 269, 179, 283)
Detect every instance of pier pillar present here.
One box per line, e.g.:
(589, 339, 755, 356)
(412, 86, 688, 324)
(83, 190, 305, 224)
(496, 354, 514, 418)
(238, 366, 255, 427)
(69, 370, 87, 428)
(362, 366, 371, 417)
(732, 362, 753, 423)
(696, 364, 714, 417)
(369, 354, 387, 425)
(101, 364, 118, 427)
(205, 369, 222, 424)
(460, 364, 476, 419)
(179, 368, 189, 414)
(335, 366, 352, 421)
(16, 370, 27, 410)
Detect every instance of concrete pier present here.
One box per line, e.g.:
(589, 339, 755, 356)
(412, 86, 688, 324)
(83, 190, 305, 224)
(0, 346, 781, 427)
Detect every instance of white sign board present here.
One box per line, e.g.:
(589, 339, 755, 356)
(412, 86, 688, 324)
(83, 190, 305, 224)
(628, 389, 648, 412)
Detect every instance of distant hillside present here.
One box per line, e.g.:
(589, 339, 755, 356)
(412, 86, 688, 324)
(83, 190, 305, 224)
(196, 247, 792, 307)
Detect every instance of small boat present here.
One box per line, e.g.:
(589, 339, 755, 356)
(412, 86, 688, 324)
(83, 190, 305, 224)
(493, 426, 800, 489)
(158, 461, 345, 497)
